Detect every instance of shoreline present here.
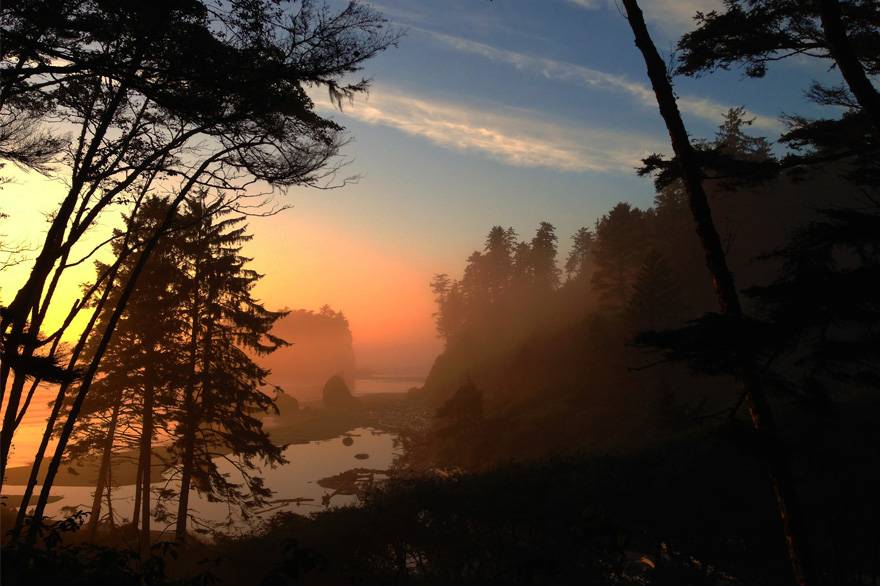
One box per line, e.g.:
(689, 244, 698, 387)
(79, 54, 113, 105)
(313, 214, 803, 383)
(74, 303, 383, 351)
(2, 391, 429, 494)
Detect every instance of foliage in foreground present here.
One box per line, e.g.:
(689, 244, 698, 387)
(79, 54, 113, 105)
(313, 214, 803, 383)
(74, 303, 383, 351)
(5, 409, 878, 585)
(0, 512, 212, 586)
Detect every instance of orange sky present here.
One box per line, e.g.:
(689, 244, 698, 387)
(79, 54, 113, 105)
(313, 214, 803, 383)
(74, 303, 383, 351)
(0, 167, 442, 378)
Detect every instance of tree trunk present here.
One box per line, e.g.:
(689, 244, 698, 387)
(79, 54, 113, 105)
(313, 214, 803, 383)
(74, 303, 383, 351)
(0, 80, 132, 483)
(26, 154, 219, 545)
(619, 2, 815, 585)
(105, 464, 115, 530)
(131, 450, 143, 531)
(175, 216, 205, 545)
(1, 365, 41, 485)
(26, 239, 149, 542)
(10, 240, 128, 539)
(174, 413, 196, 544)
(0, 79, 128, 398)
(816, 0, 880, 131)
(2, 244, 83, 456)
(87, 395, 122, 539)
(139, 381, 154, 557)
(0, 189, 75, 396)
(175, 317, 201, 544)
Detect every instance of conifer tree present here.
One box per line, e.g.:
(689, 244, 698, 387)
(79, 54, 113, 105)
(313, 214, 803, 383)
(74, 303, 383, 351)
(565, 226, 595, 283)
(1, 0, 396, 490)
(529, 222, 561, 292)
(52, 195, 287, 546)
(169, 197, 288, 543)
(591, 203, 647, 311)
(483, 226, 516, 303)
(63, 198, 187, 540)
(676, 0, 880, 128)
(618, 1, 815, 581)
(511, 241, 534, 292)
(430, 274, 465, 343)
(625, 250, 683, 332)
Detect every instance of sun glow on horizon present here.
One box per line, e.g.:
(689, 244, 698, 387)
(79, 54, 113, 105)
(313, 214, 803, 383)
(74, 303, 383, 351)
(1, 167, 442, 379)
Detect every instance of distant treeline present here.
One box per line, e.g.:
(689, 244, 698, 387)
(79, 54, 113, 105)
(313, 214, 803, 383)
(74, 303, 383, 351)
(414, 108, 878, 469)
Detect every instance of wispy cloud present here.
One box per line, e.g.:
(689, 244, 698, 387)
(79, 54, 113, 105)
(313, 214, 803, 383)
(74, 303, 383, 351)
(567, 0, 722, 35)
(367, 1, 429, 25)
(423, 29, 779, 131)
(315, 86, 667, 174)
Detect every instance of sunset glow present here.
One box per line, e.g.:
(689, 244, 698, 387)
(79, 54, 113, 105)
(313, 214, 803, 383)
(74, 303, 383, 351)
(2, 1, 877, 583)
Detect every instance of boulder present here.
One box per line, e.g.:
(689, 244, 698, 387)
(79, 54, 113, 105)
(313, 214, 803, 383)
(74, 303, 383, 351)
(322, 375, 360, 411)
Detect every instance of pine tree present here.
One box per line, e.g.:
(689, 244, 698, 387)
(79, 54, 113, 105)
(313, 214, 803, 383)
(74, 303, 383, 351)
(565, 226, 595, 283)
(430, 273, 470, 345)
(591, 203, 647, 311)
(529, 222, 561, 292)
(619, 1, 815, 582)
(461, 251, 490, 319)
(58, 198, 186, 541)
(58, 195, 288, 547)
(625, 250, 683, 332)
(483, 226, 516, 303)
(170, 197, 288, 543)
(511, 241, 534, 291)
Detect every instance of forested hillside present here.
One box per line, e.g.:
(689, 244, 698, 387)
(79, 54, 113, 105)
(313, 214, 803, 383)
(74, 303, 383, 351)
(416, 110, 875, 467)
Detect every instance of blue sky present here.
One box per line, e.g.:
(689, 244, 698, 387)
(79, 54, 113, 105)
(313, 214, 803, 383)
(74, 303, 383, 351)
(236, 0, 841, 374)
(301, 0, 833, 250)
(2, 0, 839, 377)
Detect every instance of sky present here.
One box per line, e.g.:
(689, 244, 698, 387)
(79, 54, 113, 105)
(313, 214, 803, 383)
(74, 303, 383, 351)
(1, 0, 838, 377)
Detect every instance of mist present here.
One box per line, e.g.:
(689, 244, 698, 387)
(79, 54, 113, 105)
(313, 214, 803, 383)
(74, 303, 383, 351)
(2, 1, 879, 585)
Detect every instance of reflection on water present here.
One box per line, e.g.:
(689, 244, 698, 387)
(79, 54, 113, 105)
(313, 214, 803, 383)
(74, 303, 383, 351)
(3, 428, 399, 536)
(4, 377, 422, 469)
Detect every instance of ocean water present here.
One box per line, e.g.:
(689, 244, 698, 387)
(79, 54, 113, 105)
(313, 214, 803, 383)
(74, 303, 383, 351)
(2, 427, 399, 536)
(2, 374, 421, 534)
(3, 376, 422, 468)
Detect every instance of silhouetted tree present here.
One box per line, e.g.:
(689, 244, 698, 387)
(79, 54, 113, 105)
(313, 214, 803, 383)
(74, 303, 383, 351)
(0, 110, 62, 178)
(529, 222, 561, 292)
(640, 107, 778, 193)
(510, 240, 533, 290)
(741, 84, 880, 411)
(461, 251, 491, 319)
(483, 226, 516, 303)
(565, 226, 595, 283)
(618, 1, 814, 582)
(430, 274, 463, 342)
(749, 207, 880, 399)
(626, 250, 684, 332)
(1, 0, 396, 490)
(59, 198, 186, 541)
(709, 107, 773, 161)
(591, 203, 647, 311)
(677, 0, 880, 129)
(8, 200, 145, 538)
(169, 198, 288, 544)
